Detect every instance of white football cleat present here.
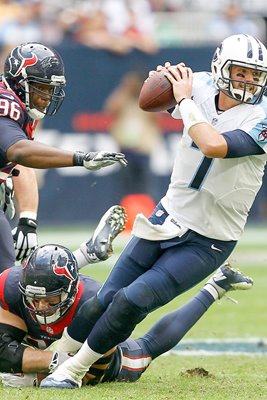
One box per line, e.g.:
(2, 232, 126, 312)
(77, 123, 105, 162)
(40, 359, 83, 389)
(81, 205, 127, 263)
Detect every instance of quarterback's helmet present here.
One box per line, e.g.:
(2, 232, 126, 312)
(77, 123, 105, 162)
(211, 34, 267, 104)
(19, 244, 78, 325)
(3, 42, 66, 120)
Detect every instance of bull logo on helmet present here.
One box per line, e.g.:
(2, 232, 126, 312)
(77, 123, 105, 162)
(8, 48, 38, 77)
(53, 258, 76, 281)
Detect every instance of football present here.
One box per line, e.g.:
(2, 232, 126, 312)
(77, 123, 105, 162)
(139, 68, 177, 112)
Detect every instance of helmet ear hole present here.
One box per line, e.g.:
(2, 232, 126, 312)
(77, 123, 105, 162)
(19, 244, 79, 325)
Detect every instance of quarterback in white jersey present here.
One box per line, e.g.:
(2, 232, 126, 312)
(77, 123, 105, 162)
(162, 69, 267, 240)
(39, 34, 267, 390)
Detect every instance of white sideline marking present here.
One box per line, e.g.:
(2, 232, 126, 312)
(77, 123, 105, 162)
(163, 338, 267, 357)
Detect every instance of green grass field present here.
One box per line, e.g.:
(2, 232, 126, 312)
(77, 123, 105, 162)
(1, 225, 267, 399)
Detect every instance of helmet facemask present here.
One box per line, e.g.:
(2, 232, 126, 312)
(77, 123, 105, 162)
(211, 34, 267, 105)
(216, 60, 267, 104)
(23, 284, 76, 325)
(19, 76, 65, 120)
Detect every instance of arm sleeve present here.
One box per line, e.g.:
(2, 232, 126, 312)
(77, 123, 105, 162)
(222, 129, 265, 158)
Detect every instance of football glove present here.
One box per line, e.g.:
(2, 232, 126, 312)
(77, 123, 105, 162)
(73, 151, 128, 171)
(0, 177, 15, 220)
(12, 217, 38, 261)
(48, 351, 71, 373)
(0, 372, 38, 387)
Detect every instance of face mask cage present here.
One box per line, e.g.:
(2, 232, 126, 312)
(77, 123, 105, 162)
(217, 60, 267, 104)
(19, 77, 65, 118)
(19, 283, 76, 325)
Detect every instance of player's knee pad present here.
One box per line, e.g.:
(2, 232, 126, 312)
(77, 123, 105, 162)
(105, 289, 146, 337)
(124, 280, 163, 313)
(68, 295, 105, 342)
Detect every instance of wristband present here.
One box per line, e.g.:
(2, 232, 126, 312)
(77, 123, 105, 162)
(20, 211, 37, 220)
(172, 99, 207, 130)
(73, 151, 85, 166)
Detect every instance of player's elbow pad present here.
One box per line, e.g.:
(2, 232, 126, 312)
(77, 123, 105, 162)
(0, 323, 26, 373)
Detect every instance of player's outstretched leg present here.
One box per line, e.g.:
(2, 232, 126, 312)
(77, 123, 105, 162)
(80, 205, 127, 263)
(116, 262, 254, 380)
(205, 261, 253, 299)
(39, 262, 253, 389)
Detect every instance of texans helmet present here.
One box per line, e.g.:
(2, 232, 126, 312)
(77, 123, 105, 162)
(19, 244, 79, 325)
(3, 42, 66, 120)
(211, 34, 267, 104)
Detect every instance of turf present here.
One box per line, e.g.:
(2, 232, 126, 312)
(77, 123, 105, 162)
(1, 225, 266, 399)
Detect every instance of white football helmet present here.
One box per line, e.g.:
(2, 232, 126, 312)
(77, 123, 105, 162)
(211, 34, 267, 104)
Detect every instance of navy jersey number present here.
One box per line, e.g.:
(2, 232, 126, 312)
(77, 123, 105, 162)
(189, 141, 214, 190)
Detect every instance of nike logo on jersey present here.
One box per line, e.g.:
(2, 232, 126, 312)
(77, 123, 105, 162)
(211, 244, 222, 252)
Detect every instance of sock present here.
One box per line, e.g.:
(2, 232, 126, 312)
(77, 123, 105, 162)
(54, 341, 103, 381)
(45, 327, 83, 353)
(137, 289, 215, 359)
(204, 283, 221, 300)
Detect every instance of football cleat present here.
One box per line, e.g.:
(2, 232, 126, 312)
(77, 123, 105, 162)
(205, 262, 253, 299)
(40, 357, 84, 389)
(40, 377, 80, 389)
(80, 205, 127, 263)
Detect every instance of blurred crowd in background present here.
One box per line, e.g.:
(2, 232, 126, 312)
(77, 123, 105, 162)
(1, 0, 267, 224)
(0, 0, 266, 54)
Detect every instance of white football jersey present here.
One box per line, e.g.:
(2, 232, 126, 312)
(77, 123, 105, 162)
(161, 72, 267, 240)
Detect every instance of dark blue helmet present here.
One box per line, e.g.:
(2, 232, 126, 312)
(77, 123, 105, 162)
(19, 244, 78, 325)
(3, 42, 66, 119)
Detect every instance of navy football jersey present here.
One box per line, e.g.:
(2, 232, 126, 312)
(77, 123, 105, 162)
(0, 79, 38, 180)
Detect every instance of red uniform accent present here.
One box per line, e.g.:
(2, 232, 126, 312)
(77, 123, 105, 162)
(0, 269, 11, 310)
(40, 280, 85, 336)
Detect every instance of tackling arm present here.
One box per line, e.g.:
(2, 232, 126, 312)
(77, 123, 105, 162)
(7, 140, 127, 170)
(0, 308, 67, 374)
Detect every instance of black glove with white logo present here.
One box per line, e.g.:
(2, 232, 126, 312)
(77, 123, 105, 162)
(12, 217, 38, 261)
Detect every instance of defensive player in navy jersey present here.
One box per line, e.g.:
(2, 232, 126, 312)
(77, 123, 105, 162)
(0, 205, 252, 387)
(0, 42, 127, 272)
(40, 34, 267, 389)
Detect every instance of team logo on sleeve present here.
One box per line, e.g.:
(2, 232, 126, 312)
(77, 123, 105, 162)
(258, 125, 267, 142)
